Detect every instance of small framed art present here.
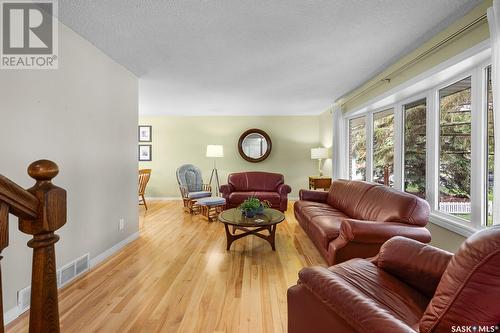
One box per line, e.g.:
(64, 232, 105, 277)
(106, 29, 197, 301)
(138, 125, 152, 142)
(138, 145, 152, 161)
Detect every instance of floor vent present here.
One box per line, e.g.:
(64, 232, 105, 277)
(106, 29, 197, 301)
(15, 253, 90, 317)
(75, 254, 89, 276)
(60, 263, 75, 287)
(58, 253, 90, 287)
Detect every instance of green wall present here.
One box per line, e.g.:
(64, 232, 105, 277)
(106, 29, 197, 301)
(318, 109, 334, 177)
(139, 115, 327, 198)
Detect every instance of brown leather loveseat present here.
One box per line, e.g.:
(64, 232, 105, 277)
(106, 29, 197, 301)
(220, 171, 291, 212)
(288, 226, 500, 333)
(295, 179, 431, 265)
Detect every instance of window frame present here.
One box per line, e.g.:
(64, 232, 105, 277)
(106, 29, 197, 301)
(398, 93, 429, 199)
(342, 53, 494, 235)
(484, 65, 494, 225)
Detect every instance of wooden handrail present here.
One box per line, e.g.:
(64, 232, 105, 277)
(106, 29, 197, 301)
(0, 175, 39, 219)
(0, 160, 66, 333)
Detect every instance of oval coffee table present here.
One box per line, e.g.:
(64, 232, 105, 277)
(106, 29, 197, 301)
(218, 208, 285, 251)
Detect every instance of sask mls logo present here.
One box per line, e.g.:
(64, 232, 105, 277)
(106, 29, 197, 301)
(0, 0, 58, 69)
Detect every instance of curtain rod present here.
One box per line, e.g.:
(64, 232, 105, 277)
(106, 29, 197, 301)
(340, 13, 488, 108)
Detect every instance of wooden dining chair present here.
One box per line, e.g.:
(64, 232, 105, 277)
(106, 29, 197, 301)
(138, 169, 152, 210)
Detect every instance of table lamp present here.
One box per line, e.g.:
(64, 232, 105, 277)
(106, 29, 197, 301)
(206, 145, 224, 196)
(311, 147, 328, 177)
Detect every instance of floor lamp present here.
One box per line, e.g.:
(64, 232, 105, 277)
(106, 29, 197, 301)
(206, 145, 224, 196)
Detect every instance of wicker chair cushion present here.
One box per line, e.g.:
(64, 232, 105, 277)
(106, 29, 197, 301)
(197, 197, 226, 206)
(188, 191, 212, 199)
(176, 164, 204, 192)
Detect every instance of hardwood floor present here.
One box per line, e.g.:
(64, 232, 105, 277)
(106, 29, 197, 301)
(6, 200, 326, 333)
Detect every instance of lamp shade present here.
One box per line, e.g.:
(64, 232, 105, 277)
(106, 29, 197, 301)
(206, 145, 224, 157)
(311, 147, 328, 160)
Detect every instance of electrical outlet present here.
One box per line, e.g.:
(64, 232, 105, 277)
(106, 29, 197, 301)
(119, 218, 124, 231)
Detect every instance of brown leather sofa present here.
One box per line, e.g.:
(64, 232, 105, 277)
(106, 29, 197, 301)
(288, 226, 500, 333)
(220, 171, 291, 212)
(295, 179, 431, 265)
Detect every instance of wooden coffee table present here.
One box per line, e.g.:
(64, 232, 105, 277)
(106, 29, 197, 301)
(218, 208, 285, 251)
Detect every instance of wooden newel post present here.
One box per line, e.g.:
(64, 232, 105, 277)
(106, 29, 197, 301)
(0, 202, 9, 333)
(18, 160, 67, 333)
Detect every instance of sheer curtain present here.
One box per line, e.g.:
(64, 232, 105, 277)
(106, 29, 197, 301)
(488, 0, 500, 224)
(331, 104, 345, 179)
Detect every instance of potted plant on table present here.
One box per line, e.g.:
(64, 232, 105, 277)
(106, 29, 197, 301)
(239, 197, 271, 218)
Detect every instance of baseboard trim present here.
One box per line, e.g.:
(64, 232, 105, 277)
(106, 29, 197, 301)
(3, 231, 140, 326)
(4, 306, 21, 326)
(90, 231, 140, 268)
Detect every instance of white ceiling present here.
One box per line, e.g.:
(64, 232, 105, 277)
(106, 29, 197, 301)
(59, 0, 482, 116)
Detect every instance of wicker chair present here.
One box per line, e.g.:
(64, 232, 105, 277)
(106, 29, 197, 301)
(176, 164, 212, 213)
(138, 169, 152, 210)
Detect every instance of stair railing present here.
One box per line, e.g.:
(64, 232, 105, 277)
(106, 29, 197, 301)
(0, 160, 66, 333)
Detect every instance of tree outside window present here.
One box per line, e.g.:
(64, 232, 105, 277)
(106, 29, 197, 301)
(439, 77, 472, 221)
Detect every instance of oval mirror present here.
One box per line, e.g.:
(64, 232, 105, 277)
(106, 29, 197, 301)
(238, 129, 272, 163)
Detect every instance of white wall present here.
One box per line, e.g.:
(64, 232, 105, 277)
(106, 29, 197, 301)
(0, 22, 138, 315)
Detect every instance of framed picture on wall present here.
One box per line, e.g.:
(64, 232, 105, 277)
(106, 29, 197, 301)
(138, 145, 152, 161)
(138, 125, 152, 142)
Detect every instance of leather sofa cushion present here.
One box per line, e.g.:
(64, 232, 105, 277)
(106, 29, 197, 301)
(228, 172, 284, 191)
(228, 191, 281, 207)
(294, 201, 332, 221)
(228, 192, 253, 203)
(326, 259, 429, 328)
(419, 226, 500, 332)
(297, 206, 348, 250)
(326, 180, 377, 217)
(301, 205, 344, 220)
(294, 200, 333, 214)
(308, 215, 344, 250)
(353, 186, 430, 226)
(253, 191, 281, 206)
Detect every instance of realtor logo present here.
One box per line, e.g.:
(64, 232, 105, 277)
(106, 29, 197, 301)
(0, 0, 58, 69)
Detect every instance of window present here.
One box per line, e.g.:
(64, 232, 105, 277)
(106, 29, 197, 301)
(438, 77, 472, 221)
(343, 54, 495, 232)
(486, 66, 494, 226)
(349, 116, 366, 180)
(373, 109, 394, 186)
(403, 99, 426, 199)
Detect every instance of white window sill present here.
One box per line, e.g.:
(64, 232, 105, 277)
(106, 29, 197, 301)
(429, 212, 480, 238)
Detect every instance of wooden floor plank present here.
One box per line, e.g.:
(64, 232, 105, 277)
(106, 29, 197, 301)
(6, 200, 326, 333)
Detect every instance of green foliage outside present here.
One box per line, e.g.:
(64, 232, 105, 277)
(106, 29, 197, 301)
(349, 118, 366, 180)
(404, 101, 426, 198)
(373, 111, 394, 186)
(348, 72, 495, 226)
(439, 84, 472, 203)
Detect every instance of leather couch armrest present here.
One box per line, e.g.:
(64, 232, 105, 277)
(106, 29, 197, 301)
(339, 219, 432, 244)
(297, 266, 416, 333)
(374, 236, 452, 298)
(299, 189, 328, 202)
(278, 184, 292, 195)
(219, 184, 233, 195)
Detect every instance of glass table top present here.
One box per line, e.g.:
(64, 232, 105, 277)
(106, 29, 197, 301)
(218, 208, 285, 226)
